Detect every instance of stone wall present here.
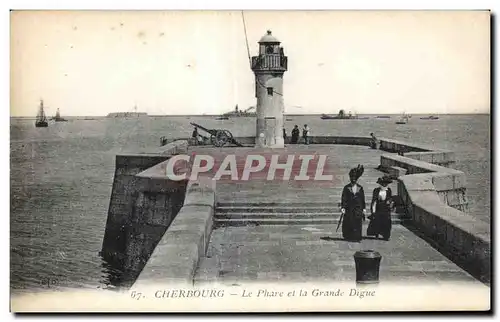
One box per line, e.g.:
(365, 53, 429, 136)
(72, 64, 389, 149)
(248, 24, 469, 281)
(232, 136, 372, 146)
(377, 141, 489, 284)
(133, 178, 216, 288)
(398, 175, 490, 284)
(378, 138, 455, 166)
(380, 154, 468, 212)
(101, 141, 189, 287)
(373, 137, 490, 283)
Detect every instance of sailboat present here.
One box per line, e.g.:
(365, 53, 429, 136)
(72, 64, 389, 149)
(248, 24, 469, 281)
(53, 108, 68, 122)
(35, 100, 49, 127)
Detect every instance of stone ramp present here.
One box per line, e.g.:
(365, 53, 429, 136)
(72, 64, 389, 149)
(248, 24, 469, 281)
(194, 224, 482, 285)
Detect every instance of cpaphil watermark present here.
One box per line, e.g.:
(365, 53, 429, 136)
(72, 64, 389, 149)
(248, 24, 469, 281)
(165, 152, 337, 184)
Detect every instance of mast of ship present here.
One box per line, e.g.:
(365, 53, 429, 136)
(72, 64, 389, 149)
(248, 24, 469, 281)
(37, 99, 47, 122)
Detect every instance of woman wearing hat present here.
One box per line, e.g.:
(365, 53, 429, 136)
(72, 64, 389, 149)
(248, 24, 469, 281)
(340, 165, 367, 242)
(367, 176, 395, 240)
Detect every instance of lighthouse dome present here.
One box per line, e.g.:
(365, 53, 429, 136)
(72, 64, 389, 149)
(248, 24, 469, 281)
(259, 30, 280, 43)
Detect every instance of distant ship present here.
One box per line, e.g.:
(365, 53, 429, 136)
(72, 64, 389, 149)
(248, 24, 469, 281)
(376, 115, 391, 119)
(320, 110, 358, 120)
(106, 105, 148, 118)
(35, 99, 48, 128)
(395, 113, 410, 124)
(221, 105, 256, 117)
(52, 108, 68, 122)
(420, 115, 439, 120)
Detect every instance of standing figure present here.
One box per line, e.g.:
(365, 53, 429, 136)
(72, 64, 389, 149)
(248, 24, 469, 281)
(369, 132, 379, 149)
(367, 176, 394, 241)
(340, 165, 366, 242)
(192, 127, 199, 145)
(283, 128, 287, 141)
(291, 125, 300, 144)
(303, 124, 310, 145)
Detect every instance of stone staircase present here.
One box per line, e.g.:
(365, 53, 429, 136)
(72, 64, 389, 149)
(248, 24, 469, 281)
(214, 201, 408, 227)
(200, 145, 409, 227)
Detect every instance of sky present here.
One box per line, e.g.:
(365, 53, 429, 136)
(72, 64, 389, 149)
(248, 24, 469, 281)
(10, 10, 490, 116)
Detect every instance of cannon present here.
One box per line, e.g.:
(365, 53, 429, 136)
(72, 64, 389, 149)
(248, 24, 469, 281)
(190, 122, 243, 147)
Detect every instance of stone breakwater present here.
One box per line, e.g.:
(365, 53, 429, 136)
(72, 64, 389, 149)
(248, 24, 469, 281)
(100, 136, 490, 289)
(101, 141, 190, 287)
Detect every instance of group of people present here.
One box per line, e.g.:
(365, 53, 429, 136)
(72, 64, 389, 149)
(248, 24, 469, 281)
(340, 164, 395, 242)
(283, 124, 311, 145)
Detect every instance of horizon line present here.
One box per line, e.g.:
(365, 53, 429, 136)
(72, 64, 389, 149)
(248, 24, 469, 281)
(10, 112, 491, 118)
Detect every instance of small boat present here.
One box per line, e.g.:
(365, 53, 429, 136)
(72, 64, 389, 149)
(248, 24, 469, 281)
(376, 115, 391, 119)
(216, 116, 229, 120)
(53, 108, 68, 122)
(420, 115, 439, 120)
(286, 118, 293, 121)
(35, 99, 49, 127)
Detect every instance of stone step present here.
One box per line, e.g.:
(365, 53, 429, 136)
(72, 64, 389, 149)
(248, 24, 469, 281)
(217, 202, 334, 207)
(216, 199, 370, 206)
(215, 212, 404, 221)
(214, 217, 405, 226)
(217, 189, 391, 195)
(217, 206, 356, 213)
(217, 185, 384, 191)
(216, 201, 378, 208)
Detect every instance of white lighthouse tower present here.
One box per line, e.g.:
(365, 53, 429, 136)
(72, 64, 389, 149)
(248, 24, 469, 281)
(251, 30, 288, 148)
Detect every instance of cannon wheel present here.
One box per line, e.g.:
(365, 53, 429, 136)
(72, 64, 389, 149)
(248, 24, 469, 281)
(211, 130, 233, 147)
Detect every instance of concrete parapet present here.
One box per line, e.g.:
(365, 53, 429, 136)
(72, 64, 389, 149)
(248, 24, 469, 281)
(230, 136, 373, 146)
(133, 180, 216, 288)
(379, 138, 433, 152)
(145, 139, 189, 155)
(378, 138, 454, 166)
(388, 166, 407, 179)
(307, 136, 372, 145)
(381, 154, 460, 175)
(382, 154, 468, 212)
(399, 176, 490, 283)
(381, 141, 488, 282)
(184, 178, 217, 208)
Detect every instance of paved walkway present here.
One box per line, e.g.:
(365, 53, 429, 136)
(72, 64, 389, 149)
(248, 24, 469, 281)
(195, 224, 481, 285)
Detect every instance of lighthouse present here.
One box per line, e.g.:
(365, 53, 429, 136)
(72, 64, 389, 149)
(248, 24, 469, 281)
(251, 30, 288, 148)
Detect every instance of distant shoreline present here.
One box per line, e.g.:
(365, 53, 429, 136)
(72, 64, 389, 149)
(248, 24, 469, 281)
(9, 113, 490, 119)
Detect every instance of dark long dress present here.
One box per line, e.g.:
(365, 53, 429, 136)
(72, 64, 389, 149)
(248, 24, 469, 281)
(367, 187, 393, 240)
(291, 128, 300, 144)
(340, 183, 366, 241)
